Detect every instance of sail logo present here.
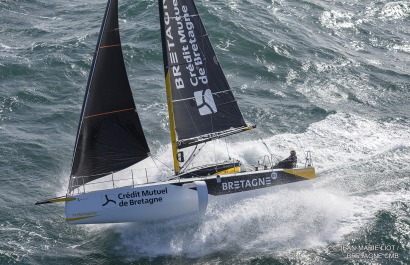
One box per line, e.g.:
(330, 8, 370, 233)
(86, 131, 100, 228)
(162, 1, 217, 117)
(101, 194, 117, 208)
(100, 188, 168, 208)
(194, 89, 217, 116)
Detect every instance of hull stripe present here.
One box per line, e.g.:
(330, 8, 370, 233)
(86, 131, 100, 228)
(66, 215, 97, 223)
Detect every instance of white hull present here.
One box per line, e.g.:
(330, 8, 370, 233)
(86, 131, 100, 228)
(65, 167, 315, 224)
(66, 180, 208, 224)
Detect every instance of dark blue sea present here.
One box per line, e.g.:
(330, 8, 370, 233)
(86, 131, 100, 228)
(1, 0, 409, 264)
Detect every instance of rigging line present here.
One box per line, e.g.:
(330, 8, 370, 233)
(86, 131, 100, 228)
(259, 137, 273, 154)
(225, 140, 231, 160)
(150, 156, 161, 173)
(211, 111, 217, 165)
(180, 144, 198, 171)
(261, 138, 280, 163)
(180, 143, 207, 173)
(256, 129, 281, 162)
(296, 135, 306, 154)
(150, 154, 171, 171)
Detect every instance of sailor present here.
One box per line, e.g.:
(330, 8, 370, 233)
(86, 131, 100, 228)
(272, 150, 297, 169)
(288, 150, 297, 167)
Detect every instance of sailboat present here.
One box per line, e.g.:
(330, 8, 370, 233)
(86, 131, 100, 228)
(36, 0, 316, 224)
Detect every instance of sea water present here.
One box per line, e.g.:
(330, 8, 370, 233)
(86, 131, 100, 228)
(0, 0, 409, 264)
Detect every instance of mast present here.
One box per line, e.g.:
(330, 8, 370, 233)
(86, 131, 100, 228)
(159, 0, 180, 174)
(166, 72, 181, 174)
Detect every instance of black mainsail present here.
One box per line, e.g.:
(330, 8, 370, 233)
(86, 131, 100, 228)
(69, 0, 150, 191)
(159, 0, 253, 173)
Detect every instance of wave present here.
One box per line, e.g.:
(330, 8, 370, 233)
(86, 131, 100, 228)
(98, 112, 410, 259)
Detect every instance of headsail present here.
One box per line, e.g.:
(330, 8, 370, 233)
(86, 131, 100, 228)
(158, 0, 253, 150)
(69, 0, 150, 191)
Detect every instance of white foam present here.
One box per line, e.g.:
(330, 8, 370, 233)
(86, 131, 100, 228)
(0, 43, 13, 50)
(80, 112, 410, 258)
(320, 10, 356, 30)
(381, 2, 410, 20)
(392, 43, 410, 53)
(113, 183, 387, 258)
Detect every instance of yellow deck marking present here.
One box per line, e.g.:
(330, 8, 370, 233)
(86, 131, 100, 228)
(284, 167, 316, 179)
(50, 197, 76, 203)
(215, 166, 240, 175)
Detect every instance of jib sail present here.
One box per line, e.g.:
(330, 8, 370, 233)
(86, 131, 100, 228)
(69, 0, 150, 191)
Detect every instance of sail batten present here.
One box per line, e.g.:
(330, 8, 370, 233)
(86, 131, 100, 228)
(172, 89, 232, 103)
(100, 44, 121, 49)
(178, 125, 255, 149)
(84, 107, 135, 119)
(159, 0, 249, 150)
(69, 0, 150, 191)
